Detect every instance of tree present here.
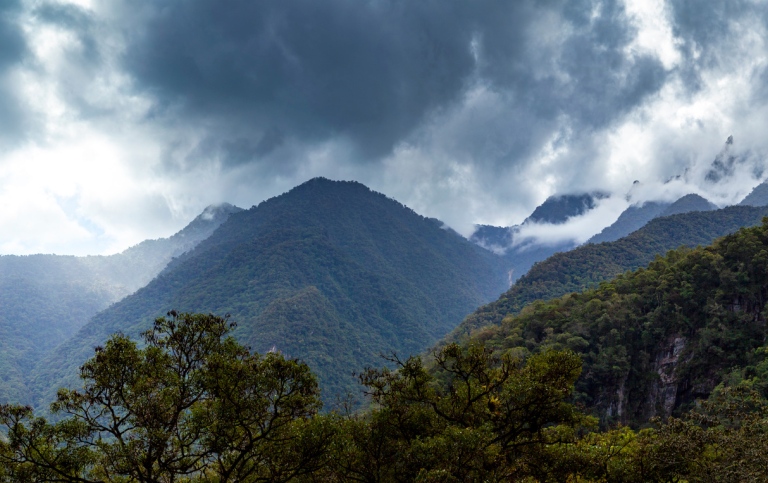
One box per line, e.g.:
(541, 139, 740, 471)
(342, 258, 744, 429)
(324, 343, 593, 482)
(0, 312, 335, 482)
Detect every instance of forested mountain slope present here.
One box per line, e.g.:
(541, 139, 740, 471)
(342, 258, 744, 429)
(587, 201, 670, 244)
(587, 193, 716, 246)
(659, 193, 717, 216)
(0, 203, 240, 404)
(32, 178, 509, 407)
(466, 219, 768, 426)
(740, 180, 768, 206)
(452, 205, 768, 339)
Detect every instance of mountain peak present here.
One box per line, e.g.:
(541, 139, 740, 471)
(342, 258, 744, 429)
(661, 194, 717, 217)
(524, 192, 609, 225)
(294, 177, 369, 192)
(197, 203, 243, 222)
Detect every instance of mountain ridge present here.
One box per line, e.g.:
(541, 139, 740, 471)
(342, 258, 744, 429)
(0, 203, 241, 404)
(31, 178, 509, 408)
(451, 204, 768, 341)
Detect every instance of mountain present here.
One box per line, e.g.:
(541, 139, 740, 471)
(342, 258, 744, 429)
(31, 178, 509, 408)
(470, 226, 575, 285)
(524, 192, 608, 225)
(0, 203, 240, 404)
(659, 193, 717, 217)
(451, 204, 768, 340)
(739, 181, 768, 206)
(587, 201, 670, 244)
(465, 220, 768, 426)
(470, 192, 609, 284)
(469, 225, 512, 254)
(588, 194, 718, 246)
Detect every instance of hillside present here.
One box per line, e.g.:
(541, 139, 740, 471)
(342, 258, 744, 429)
(451, 205, 768, 339)
(0, 203, 240, 404)
(588, 193, 717, 246)
(740, 180, 768, 206)
(31, 178, 509, 407)
(587, 201, 670, 244)
(659, 193, 717, 216)
(470, 193, 610, 283)
(467, 219, 768, 426)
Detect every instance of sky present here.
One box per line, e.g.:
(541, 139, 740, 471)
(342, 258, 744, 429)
(1, 0, 767, 255)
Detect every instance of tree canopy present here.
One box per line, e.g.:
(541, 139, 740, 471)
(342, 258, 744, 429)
(0, 313, 333, 482)
(4, 309, 768, 480)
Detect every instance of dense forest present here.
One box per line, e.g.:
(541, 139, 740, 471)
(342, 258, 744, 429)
(453, 204, 768, 339)
(463, 217, 768, 427)
(31, 179, 509, 410)
(3, 310, 768, 481)
(0, 203, 240, 405)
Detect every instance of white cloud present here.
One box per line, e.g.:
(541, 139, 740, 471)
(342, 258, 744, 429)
(512, 195, 631, 247)
(623, 0, 682, 69)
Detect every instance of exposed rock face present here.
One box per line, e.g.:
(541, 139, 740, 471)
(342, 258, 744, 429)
(603, 337, 689, 424)
(654, 337, 687, 417)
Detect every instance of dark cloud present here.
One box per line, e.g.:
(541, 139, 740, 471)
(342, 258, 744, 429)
(0, 0, 28, 147)
(0, 1, 25, 69)
(121, 0, 477, 161)
(114, 0, 668, 172)
(668, 0, 768, 92)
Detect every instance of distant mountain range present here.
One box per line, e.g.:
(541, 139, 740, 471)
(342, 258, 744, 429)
(470, 183, 762, 281)
(740, 181, 768, 206)
(451, 203, 768, 341)
(587, 201, 670, 244)
(30, 179, 509, 408)
(0, 203, 240, 404)
(524, 192, 609, 224)
(470, 192, 609, 283)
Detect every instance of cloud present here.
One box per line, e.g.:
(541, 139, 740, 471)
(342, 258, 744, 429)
(110, 0, 668, 173)
(0, 1, 30, 147)
(1, 0, 768, 254)
(116, 0, 478, 161)
(512, 195, 631, 247)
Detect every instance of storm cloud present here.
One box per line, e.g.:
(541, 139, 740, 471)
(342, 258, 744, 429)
(0, 0, 767, 254)
(114, 0, 667, 167)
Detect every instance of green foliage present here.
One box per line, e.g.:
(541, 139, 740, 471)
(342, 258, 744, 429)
(33, 179, 509, 408)
(0, 204, 240, 406)
(0, 312, 332, 482)
(456, 218, 768, 426)
(7, 311, 768, 481)
(453, 204, 768, 340)
(322, 344, 593, 481)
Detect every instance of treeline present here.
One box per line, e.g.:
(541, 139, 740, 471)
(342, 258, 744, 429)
(3, 313, 768, 481)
